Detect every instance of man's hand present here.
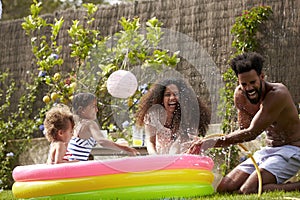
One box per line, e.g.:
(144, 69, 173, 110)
(185, 138, 203, 154)
(185, 137, 219, 154)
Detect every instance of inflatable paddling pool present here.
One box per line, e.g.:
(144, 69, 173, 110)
(12, 154, 215, 199)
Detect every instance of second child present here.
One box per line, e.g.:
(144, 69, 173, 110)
(44, 104, 77, 164)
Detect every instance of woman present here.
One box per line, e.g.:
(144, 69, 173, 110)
(135, 77, 211, 154)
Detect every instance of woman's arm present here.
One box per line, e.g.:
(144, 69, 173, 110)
(144, 124, 157, 155)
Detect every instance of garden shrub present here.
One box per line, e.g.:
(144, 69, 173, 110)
(0, 0, 179, 189)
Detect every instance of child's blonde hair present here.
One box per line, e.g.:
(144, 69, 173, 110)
(44, 104, 75, 142)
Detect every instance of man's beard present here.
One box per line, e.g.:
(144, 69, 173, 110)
(246, 81, 262, 104)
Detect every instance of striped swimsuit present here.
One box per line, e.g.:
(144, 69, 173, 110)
(67, 137, 97, 161)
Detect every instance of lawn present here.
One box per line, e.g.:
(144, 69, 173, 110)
(1, 190, 300, 200)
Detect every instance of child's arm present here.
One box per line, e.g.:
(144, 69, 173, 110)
(87, 121, 139, 156)
(98, 139, 139, 156)
(52, 142, 78, 164)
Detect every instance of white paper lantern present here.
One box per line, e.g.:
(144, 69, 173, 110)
(107, 70, 138, 98)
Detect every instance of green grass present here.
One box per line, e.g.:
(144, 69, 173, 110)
(0, 191, 15, 200)
(1, 190, 300, 200)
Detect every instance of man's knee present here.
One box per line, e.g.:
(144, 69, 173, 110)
(216, 181, 226, 193)
(217, 178, 239, 193)
(239, 184, 258, 194)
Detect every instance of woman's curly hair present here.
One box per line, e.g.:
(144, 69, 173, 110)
(44, 104, 75, 142)
(135, 77, 211, 136)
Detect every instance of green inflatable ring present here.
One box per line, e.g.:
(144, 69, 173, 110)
(33, 183, 214, 199)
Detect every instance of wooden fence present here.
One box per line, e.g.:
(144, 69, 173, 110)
(0, 0, 299, 124)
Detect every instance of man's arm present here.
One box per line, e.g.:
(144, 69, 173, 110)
(234, 87, 258, 129)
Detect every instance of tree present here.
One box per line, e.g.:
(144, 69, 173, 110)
(0, 0, 105, 21)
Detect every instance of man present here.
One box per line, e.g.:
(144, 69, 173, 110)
(187, 52, 300, 194)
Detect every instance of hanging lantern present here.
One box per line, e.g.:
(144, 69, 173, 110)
(107, 70, 138, 98)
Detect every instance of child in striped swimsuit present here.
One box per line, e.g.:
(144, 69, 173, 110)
(68, 93, 139, 161)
